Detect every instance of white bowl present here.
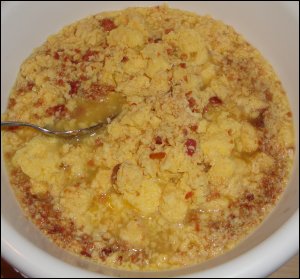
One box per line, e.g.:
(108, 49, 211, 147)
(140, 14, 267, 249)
(1, 1, 299, 278)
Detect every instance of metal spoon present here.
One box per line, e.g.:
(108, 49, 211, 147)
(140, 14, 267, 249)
(1, 117, 115, 137)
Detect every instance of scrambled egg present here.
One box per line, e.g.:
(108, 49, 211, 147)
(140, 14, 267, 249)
(2, 5, 294, 271)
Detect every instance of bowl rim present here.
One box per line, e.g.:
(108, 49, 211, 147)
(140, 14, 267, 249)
(1, 211, 299, 278)
(1, 1, 299, 277)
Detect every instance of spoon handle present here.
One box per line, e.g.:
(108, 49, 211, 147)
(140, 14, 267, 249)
(1, 121, 53, 134)
(2, 121, 34, 127)
(1, 118, 113, 137)
(1, 121, 103, 137)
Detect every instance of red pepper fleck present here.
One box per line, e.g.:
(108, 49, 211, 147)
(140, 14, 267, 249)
(206, 191, 220, 202)
(53, 52, 60, 60)
(48, 224, 64, 234)
(56, 79, 65, 86)
(68, 80, 81, 96)
(185, 139, 197, 156)
(117, 256, 123, 263)
(100, 18, 117, 32)
(155, 136, 163, 145)
(190, 125, 198, 132)
(148, 37, 162, 44)
(250, 112, 265, 129)
(179, 63, 186, 68)
(80, 250, 92, 257)
(264, 89, 273, 101)
(80, 75, 88, 81)
(149, 152, 166, 160)
(245, 193, 255, 201)
(188, 97, 197, 109)
(185, 191, 194, 199)
(166, 48, 174, 55)
(58, 66, 66, 77)
(164, 28, 174, 34)
(46, 104, 68, 118)
(82, 50, 99, 62)
(229, 213, 236, 220)
(74, 48, 81, 54)
(8, 98, 16, 109)
(286, 111, 292, 117)
(70, 58, 79, 64)
(111, 164, 121, 185)
(195, 222, 200, 232)
(84, 83, 115, 100)
(209, 96, 223, 105)
(27, 81, 35, 91)
(100, 247, 113, 260)
(121, 56, 129, 63)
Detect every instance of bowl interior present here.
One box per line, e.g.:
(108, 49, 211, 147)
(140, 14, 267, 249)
(1, 1, 299, 278)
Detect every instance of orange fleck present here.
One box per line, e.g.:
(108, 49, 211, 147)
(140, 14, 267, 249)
(164, 28, 173, 34)
(87, 160, 95, 167)
(185, 191, 194, 199)
(149, 152, 166, 160)
(190, 125, 198, 132)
